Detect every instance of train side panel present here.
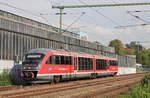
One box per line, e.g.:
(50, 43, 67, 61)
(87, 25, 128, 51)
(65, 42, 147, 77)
(21, 49, 118, 83)
(37, 51, 75, 80)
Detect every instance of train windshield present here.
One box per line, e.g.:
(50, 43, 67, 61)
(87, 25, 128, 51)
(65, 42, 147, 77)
(23, 54, 44, 65)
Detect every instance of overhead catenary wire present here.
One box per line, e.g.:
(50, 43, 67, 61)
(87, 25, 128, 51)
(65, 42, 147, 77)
(78, 0, 121, 27)
(115, 23, 150, 28)
(52, 2, 150, 9)
(128, 10, 150, 13)
(0, 1, 54, 25)
(127, 11, 149, 23)
(77, 0, 128, 35)
(114, 0, 150, 29)
(62, 12, 85, 33)
(0, 1, 76, 31)
(127, 10, 150, 21)
(111, 0, 148, 29)
(115, 10, 150, 28)
(0, 2, 39, 17)
(39, 12, 75, 28)
(52, 1, 150, 29)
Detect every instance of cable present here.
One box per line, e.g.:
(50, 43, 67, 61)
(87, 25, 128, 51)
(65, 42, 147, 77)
(62, 12, 85, 33)
(0, 1, 54, 25)
(115, 23, 150, 28)
(40, 12, 86, 16)
(0, 1, 73, 32)
(128, 10, 150, 13)
(127, 11, 149, 23)
(127, 10, 150, 21)
(78, 0, 121, 27)
(0, 2, 39, 17)
(50, 0, 65, 6)
(115, 11, 150, 28)
(39, 15, 53, 25)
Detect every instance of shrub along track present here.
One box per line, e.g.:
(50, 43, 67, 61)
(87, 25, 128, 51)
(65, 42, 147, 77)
(0, 72, 147, 98)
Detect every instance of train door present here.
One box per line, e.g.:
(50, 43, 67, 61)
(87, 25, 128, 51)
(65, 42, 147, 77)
(106, 60, 110, 70)
(92, 57, 97, 78)
(74, 57, 77, 77)
(93, 57, 96, 73)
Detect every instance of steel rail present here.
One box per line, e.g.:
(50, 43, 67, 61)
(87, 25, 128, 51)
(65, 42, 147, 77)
(0, 73, 146, 98)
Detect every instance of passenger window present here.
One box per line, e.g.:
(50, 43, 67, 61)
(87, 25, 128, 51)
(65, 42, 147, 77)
(96, 59, 107, 70)
(60, 56, 65, 64)
(78, 57, 93, 70)
(55, 55, 61, 64)
(46, 56, 52, 64)
(66, 56, 70, 65)
(49, 55, 72, 65)
(109, 60, 118, 66)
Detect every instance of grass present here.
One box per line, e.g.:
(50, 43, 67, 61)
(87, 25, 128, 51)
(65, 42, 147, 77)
(0, 69, 13, 86)
(119, 73, 150, 98)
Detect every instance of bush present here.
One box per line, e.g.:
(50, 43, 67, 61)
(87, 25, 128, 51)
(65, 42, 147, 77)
(119, 73, 150, 98)
(141, 73, 150, 87)
(0, 69, 13, 86)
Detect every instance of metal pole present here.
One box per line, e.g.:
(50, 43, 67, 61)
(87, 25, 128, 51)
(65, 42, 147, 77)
(136, 42, 140, 64)
(137, 43, 139, 63)
(59, 9, 63, 33)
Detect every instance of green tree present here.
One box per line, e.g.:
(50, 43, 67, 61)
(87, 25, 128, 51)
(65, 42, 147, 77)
(139, 50, 150, 65)
(125, 41, 144, 54)
(124, 48, 135, 55)
(126, 41, 145, 64)
(109, 40, 150, 65)
(109, 39, 125, 55)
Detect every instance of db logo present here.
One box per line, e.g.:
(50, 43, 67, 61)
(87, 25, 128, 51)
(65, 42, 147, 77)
(58, 68, 67, 71)
(48, 67, 53, 71)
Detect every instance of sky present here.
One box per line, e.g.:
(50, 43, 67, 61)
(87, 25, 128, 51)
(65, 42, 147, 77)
(1, 0, 150, 48)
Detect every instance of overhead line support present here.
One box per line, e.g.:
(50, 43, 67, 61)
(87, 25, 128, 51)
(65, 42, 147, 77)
(52, 2, 150, 9)
(52, 2, 150, 34)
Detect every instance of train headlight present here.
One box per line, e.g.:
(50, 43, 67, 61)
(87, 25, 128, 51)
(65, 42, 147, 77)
(28, 67, 31, 69)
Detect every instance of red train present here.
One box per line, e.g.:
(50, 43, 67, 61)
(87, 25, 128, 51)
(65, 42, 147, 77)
(21, 48, 118, 83)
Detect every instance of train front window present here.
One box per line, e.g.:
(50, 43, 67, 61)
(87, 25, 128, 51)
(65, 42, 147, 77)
(23, 54, 44, 65)
(46, 56, 52, 64)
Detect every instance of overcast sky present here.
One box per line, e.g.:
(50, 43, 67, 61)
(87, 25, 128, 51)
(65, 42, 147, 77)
(1, 0, 150, 47)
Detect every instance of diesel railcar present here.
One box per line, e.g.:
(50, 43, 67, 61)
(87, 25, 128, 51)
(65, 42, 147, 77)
(21, 48, 118, 83)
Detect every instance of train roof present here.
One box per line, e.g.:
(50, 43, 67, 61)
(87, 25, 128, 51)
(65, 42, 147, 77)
(26, 48, 117, 60)
(26, 48, 72, 54)
(26, 48, 53, 54)
(27, 48, 92, 55)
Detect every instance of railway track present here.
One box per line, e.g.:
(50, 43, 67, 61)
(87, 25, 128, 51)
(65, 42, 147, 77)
(0, 85, 21, 92)
(76, 78, 139, 98)
(0, 72, 147, 98)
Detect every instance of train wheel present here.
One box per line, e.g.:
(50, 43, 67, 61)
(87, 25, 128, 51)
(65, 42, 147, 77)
(53, 76, 61, 83)
(90, 73, 96, 79)
(113, 72, 117, 76)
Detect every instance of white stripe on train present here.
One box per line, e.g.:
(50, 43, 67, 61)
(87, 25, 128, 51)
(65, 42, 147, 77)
(37, 71, 117, 76)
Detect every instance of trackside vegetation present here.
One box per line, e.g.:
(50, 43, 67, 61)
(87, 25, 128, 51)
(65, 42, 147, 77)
(0, 69, 12, 86)
(109, 39, 150, 66)
(119, 73, 150, 98)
